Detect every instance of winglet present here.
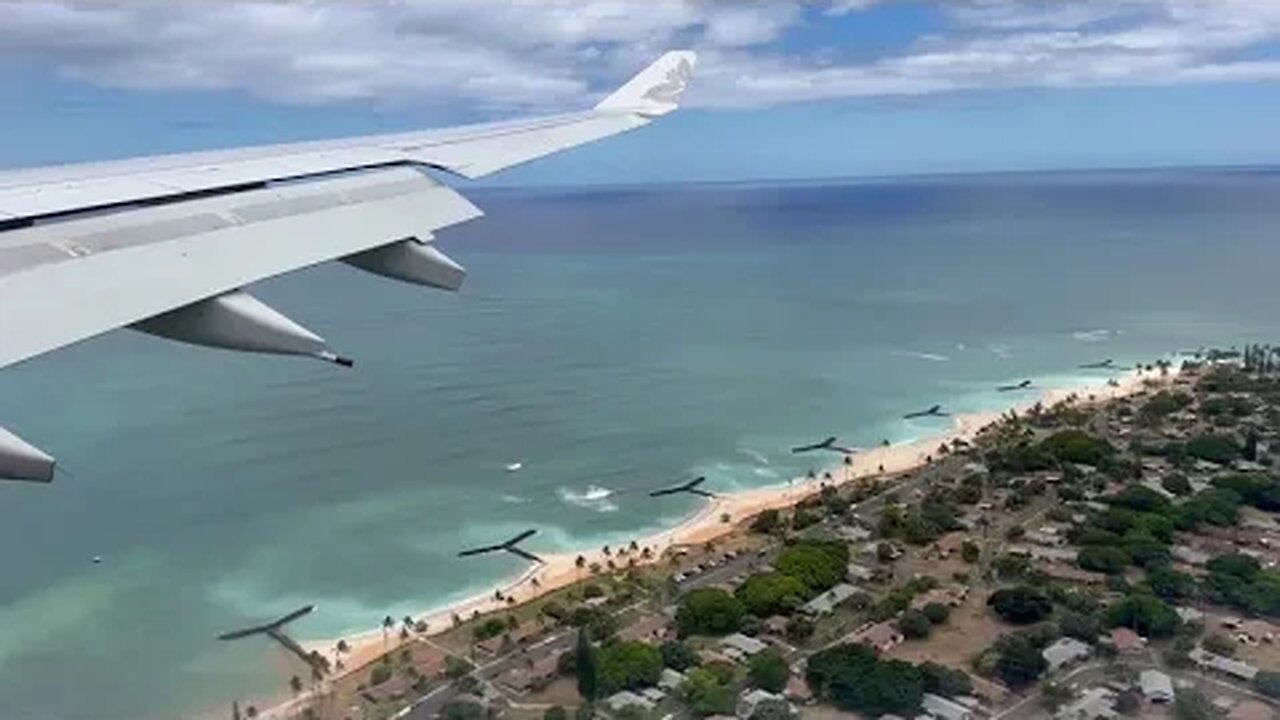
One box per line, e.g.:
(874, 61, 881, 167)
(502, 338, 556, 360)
(595, 51, 697, 117)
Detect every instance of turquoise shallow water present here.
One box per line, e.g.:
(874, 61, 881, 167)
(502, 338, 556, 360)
(2, 168, 1280, 719)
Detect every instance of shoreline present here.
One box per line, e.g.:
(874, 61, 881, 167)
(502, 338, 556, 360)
(253, 364, 1172, 718)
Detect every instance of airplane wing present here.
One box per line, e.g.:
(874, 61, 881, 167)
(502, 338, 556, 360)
(0, 51, 696, 482)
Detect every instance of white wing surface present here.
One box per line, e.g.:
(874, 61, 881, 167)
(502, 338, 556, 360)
(0, 51, 696, 481)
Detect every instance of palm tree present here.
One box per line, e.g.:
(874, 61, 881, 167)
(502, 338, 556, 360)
(381, 615, 394, 646)
(289, 675, 303, 695)
(628, 540, 639, 553)
(602, 545, 611, 556)
(843, 454, 853, 482)
(336, 639, 349, 654)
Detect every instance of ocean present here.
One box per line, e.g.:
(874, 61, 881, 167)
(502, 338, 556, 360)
(1, 168, 1278, 719)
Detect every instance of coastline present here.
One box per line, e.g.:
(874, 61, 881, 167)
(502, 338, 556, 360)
(253, 365, 1170, 719)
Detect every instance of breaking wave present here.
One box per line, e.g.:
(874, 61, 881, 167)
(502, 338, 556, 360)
(1072, 329, 1111, 343)
(557, 485, 618, 513)
(892, 350, 950, 362)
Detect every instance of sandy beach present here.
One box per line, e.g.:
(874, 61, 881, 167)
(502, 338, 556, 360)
(252, 365, 1171, 718)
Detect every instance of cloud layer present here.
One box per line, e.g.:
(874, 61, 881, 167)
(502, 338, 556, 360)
(1, 1, 1278, 112)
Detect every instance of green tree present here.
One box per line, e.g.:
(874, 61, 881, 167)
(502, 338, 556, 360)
(736, 572, 808, 617)
(1041, 682, 1075, 712)
(682, 667, 735, 717)
(751, 509, 781, 534)
(961, 541, 980, 563)
(596, 640, 663, 695)
(1078, 545, 1131, 574)
(370, 662, 392, 686)
(919, 662, 972, 697)
(806, 644, 924, 717)
(1058, 610, 1102, 641)
(1254, 670, 1280, 699)
(576, 629, 598, 700)
(922, 602, 951, 625)
(785, 616, 814, 642)
(677, 588, 746, 637)
(1202, 633, 1236, 657)
(748, 650, 791, 693)
(988, 586, 1052, 624)
(1186, 434, 1241, 464)
(1040, 429, 1114, 465)
(660, 640, 700, 671)
(1107, 594, 1181, 638)
(899, 609, 933, 639)
(544, 707, 568, 720)
(994, 635, 1047, 688)
(1162, 473, 1193, 496)
(775, 541, 848, 593)
(1173, 687, 1213, 720)
(1147, 566, 1196, 600)
(1116, 689, 1142, 716)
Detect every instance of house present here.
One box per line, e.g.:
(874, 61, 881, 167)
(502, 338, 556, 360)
(922, 693, 973, 720)
(605, 691, 657, 713)
(849, 620, 904, 653)
(932, 532, 970, 559)
(736, 689, 792, 719)
(1026, 530, 1068, 547)
(1172, 545, 1212, 566)
(659, 668, 686, 691)
(1110, 627, 1147, 654)
(1228, 700, 1276, 720)
(1043, 637, 1092, 673)
(846, 562, 875, 582)
(1139, 670, 1175, 703)
(1055, 687, 1118, 720)
(1175, 606, 1204, 624)
(801, 583, 861, 616)
(618, 612, 673, 644)
(784, 675, 813, 704)
(496, 654, 559, 694)
(475, 621, 541, 655)
(837, 525, 872, 542)
(1042, 565, 1106, 585)
(911, 585, 969, 610)
(720, 633, 769, 661)
(1189, 648, 1259, 681)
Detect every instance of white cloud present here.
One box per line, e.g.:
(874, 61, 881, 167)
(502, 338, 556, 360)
(0, 0, 1278, 112)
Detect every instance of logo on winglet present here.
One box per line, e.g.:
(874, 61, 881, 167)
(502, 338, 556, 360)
(642, 58, 693, 104)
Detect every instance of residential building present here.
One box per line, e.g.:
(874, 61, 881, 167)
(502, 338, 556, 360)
(1043, 637, 1092, 673)
(737, 689, 792, 719)
(1109, 627, 1146, 654)
(801, 583, 861, 616)
(720, 633, 769, 661)
(1055, 687, 1118, 720)
(496, 654, 559, 694)
(1175, 606, 1204, 624)
(911, 585, 969, 610)
(659, 668, 685, 690)
(1026, 530, 1068, 547)
(846, 562, 875, 582)
(849, 620, 904, 653)
(1189, 648, 1259, 681)
(922, 693, 974, 720)
(1172, 545, 1211, 566)
(1139, 670, 1175, 703)
(604, 691, 656, 713)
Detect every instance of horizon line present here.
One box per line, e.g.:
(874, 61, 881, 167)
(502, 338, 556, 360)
(473, 161, 1280, 193)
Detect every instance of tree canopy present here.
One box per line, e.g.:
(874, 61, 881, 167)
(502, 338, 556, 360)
(775, 541, 849, 594)
(748, 650, 791, 693)
(806, 643, 925, 718)
(988, 586, 1053, 624)
(993, 634, 1047, 688)
(736, 571, 809, 617)
(595, 640, 663, 696)
(677, 588, 746, 637)
(1106, 593, 1181, 638)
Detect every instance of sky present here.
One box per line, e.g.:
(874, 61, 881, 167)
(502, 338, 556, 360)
(0, 0, 1278, 185)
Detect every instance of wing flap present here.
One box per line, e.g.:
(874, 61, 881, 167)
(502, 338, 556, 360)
(0, 167, 480, 368)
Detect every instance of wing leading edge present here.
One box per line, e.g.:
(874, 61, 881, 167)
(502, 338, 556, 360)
(0, 51, 697, 482)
